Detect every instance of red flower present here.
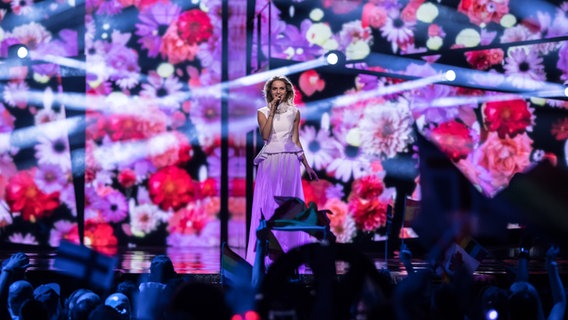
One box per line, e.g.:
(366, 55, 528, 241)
(168, 202, 210, 235)
(200, 178, 218, 198)
(551, 118, 568, 140)
(349, 175, 384, 200)
(430, 120, 474, 162)
(5, 170, 59, 222)
(64, 220, 118, 254)
(177, 10, 213, 45)
(118, 169, 137, 188)
(302, 179, 331, 208)
(107, 114, 146, 141)
(465, 49, 504, 70)
(348, 197, 388, 232)
(149, 166, 198, 210)
(230, 178, 246, 197)
(483, 99, 532, 138)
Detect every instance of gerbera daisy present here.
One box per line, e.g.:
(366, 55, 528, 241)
(35, 131, 72, 171)
(380, 12, 415, 52)
(93, 188, 128, 223)
(34, 163, 68, 194)
(135, 2, 181, 57)
(10, 0, 33, 15)
(9, 233, 38, 245)
(140, 71, 186, 113)
(299, 125, 338, 171)
(3, 81, 29, 109)
(326, 132, 371, 182)
(504, 48, 545, 89)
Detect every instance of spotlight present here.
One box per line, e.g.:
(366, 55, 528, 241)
(8, 44, 29, 60)
(564, 87, 568, 97)
(486, 309, 498, 320)
(324, 50, 346, 66)
(444, 69, 456, 81)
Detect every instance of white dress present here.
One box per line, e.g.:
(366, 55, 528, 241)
(245, 103, 312, 265)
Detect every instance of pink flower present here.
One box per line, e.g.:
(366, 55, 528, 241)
(299, 70, 325, 97)
(168, 201, 211, 235)
(361, 3, 388, 29)
(160, 20, 199, 64)
(324, 198, 356, 243)
(476, 132, 533, 190)
(458, 0, 510, 26)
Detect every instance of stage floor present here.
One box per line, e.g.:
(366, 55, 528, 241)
(1, 243, 566, 278)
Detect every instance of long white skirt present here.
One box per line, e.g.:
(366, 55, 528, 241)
(245, 152, 312, 265)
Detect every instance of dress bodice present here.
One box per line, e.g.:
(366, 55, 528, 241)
(254, 103, 303, 164)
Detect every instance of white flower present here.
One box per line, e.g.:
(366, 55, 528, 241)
(129, 201, 165, 237)
(299, 125, 338, 171)
(504, 47, 545, 90)
(35, 131, 72, 171)
(358, 101, 414, 158)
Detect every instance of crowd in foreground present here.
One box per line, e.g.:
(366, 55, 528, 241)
(0, 241, 565, 320)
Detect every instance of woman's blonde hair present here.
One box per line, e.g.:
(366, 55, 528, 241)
(263, 75, 295, 105)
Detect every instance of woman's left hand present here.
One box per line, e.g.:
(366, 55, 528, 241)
(305, 166, 319, 181)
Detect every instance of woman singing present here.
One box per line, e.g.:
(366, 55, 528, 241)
(245, 75, 318, 265)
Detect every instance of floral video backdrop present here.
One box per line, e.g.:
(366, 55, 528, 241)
(267, 0, 568, 242)
(2, 0, 568, 248)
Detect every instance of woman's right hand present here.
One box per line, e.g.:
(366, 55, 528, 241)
(270, 97, 281, 114)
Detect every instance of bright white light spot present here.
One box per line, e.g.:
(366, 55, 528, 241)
(530, 97, 546, 105)
(157, 63, 175, 78)
(326, 52, 339, 65)
(33, 73, 50, 84)
(296, 48, 304, 55)
(486, 309, 498, 320)
(17, 46, 28, 59)
(345, 128, 361, 147)
(102, 23, 110, 30)
(101, 33, 108, 39)
(417, 3, 438, 23)
(309, 8, 324, 21)
(426, 36, 443, 50)
(445, 70, 456, 81)
(455, 28, 481, 47)
(564, 87, 568, 97)
(289, 5, 295, 18)
(191, 0, 199, 4)
(500, 14, 516, 28)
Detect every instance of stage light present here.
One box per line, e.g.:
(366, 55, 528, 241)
(325, 50, 345, 66)
(486, 309, 498, 320)
(8, 44, 29, 60)
(444, 69, 456, 81)
(564, 87, 568, 97)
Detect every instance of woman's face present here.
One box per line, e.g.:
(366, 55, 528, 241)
(270, 80, 287, 101)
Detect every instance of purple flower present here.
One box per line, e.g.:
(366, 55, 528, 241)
(106, 35, 140, 89)
(557, 43, 568, 81)
(93, 189, 128, 223)
(135, 3, 181, 57)
(34, 163, 68, 194)
(272, 21, 323, 61)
